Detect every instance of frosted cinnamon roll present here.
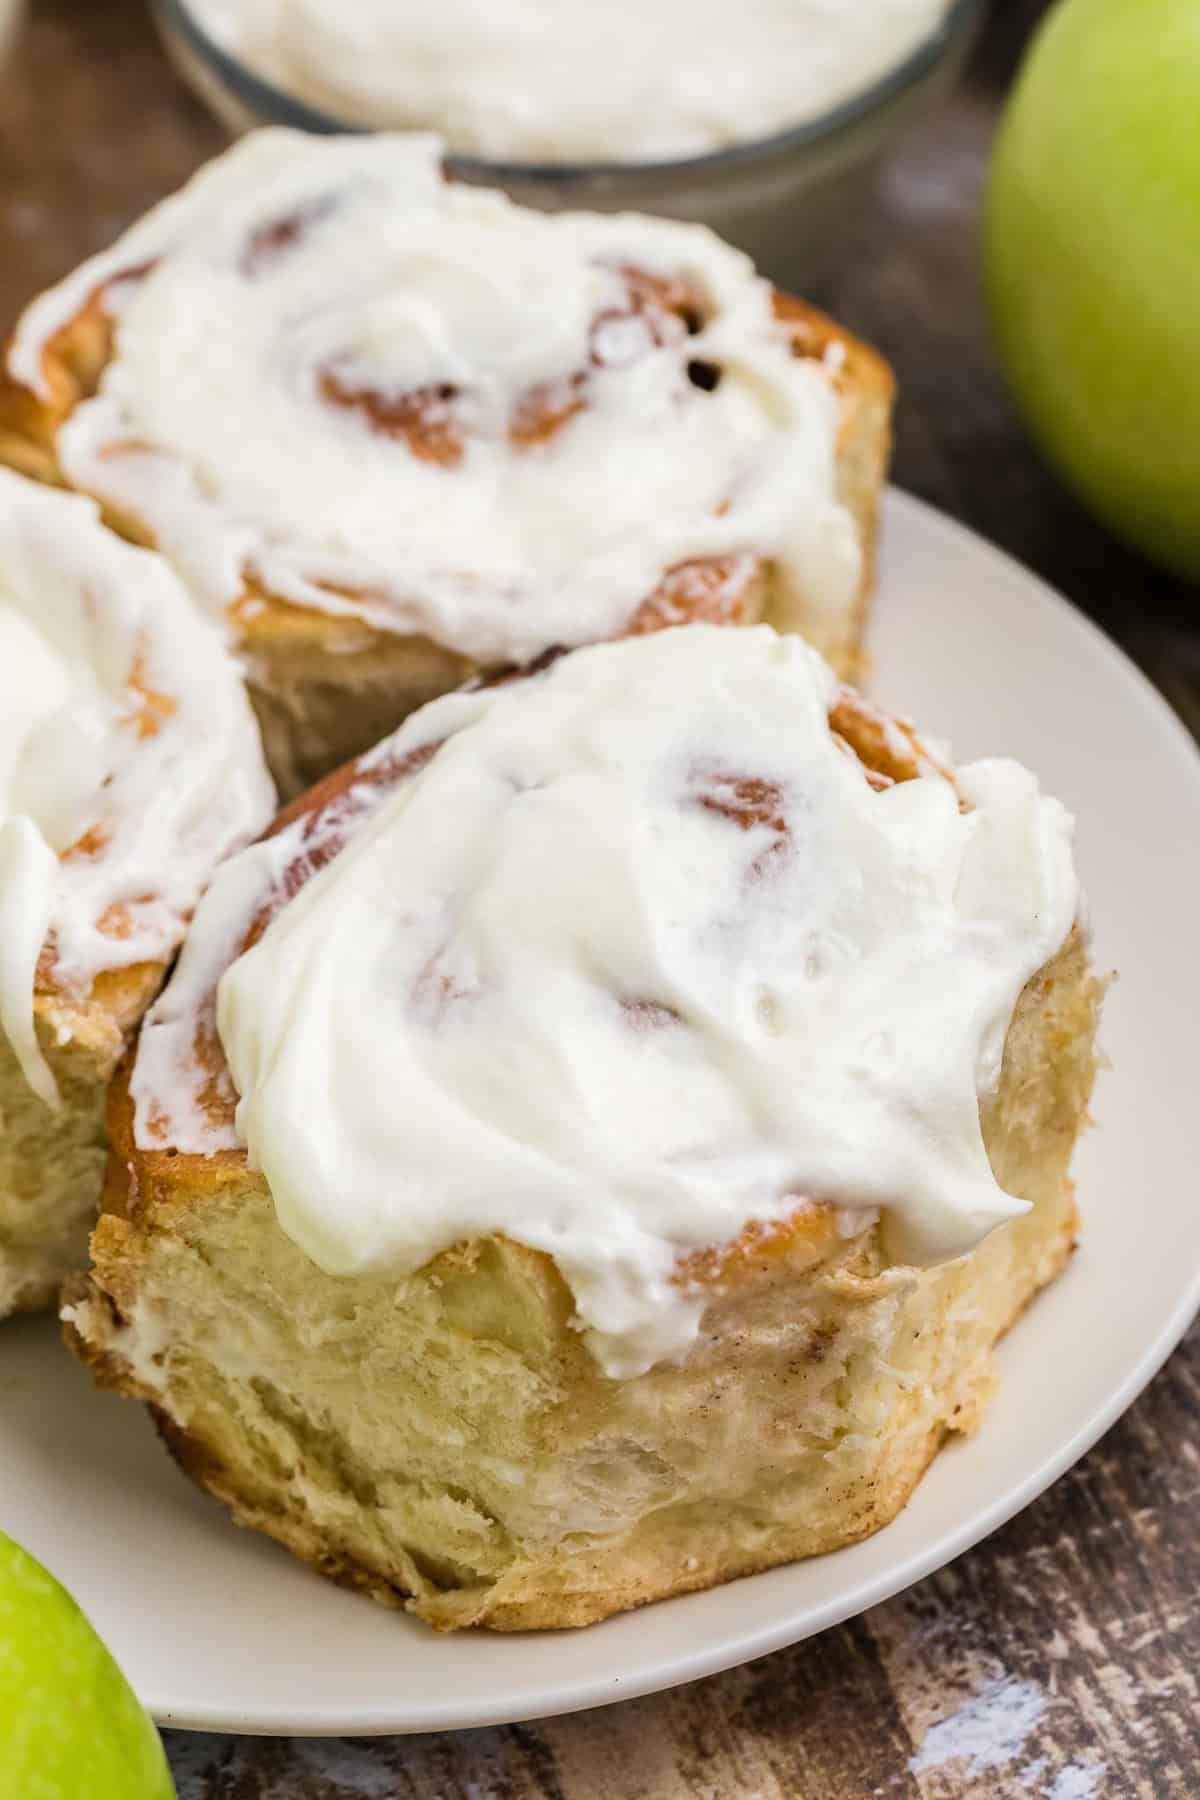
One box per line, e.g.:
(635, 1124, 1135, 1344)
(0, 130, 892, 793)
(0, 468, 274, 1317)
(67, 627, 1102, 1629)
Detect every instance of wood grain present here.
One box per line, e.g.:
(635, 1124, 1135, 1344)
(2, 2, 1197, 1793)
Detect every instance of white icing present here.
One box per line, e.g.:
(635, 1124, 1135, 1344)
(137, 627, 1077, 1379)
(131, 721, 421, 1155)
(188, 0, 952, 162)
(0, 468, 275, 1106)
(8, 131, 859, 666)
(0, 818, 60, 1105)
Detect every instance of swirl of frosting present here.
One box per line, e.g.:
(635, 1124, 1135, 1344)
(130, 625, 1078, 1378)
(8, 131, 860, 666)
(0, 468, 275, 1105)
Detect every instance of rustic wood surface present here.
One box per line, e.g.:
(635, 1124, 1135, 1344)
(2, 2, 1198, 1794)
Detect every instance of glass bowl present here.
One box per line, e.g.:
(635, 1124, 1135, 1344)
(0, 0, 24, 65)
(150, 0, 987, 286)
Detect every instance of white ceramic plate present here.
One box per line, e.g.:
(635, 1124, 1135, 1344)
(4, 489, 1199, 1737)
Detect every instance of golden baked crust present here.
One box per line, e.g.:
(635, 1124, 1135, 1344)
(64, 686, 1102, 1629)
(0, 640, 181, 1313)
(0, 278, 893, 796)
(1, 959, 163, 1317)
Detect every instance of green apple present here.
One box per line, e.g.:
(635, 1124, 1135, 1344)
(0, 1531, 174, 1799)
(984, 0, 1200, 580)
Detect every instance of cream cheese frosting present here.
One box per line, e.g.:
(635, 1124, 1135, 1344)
(0, 468, 275, 1105)
(8, 130, 858, 666)
(133, 626, 1078, 1379)
(188, 0, 952, 163)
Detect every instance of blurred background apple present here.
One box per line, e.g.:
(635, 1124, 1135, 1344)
(0, 1531, 175, 1800)
(985, 0, 1200, 581)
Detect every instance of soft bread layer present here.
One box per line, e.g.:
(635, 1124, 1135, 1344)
(2, 965, 160, 1315)
(66, 930, 1100, 1630)
(0, 285, 891, 797)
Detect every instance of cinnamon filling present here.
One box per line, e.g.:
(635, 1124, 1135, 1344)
(695, 772, 789, 837)
(319, 368, 464, 466)
(629, 555, 760, 634)
(240, 195, 340, 277)
(318, 265, 711, 462)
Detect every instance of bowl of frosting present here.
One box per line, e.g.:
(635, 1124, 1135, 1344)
(0, 0, 24, 64)
(151, 0, 986, 283)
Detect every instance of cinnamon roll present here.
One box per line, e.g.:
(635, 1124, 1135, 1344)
(0, 131, 893, 794)
(0, 468, 274, 1317)
(66, 626, 1102, 1629)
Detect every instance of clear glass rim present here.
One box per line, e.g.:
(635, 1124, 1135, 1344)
(153, 0, 988, 184)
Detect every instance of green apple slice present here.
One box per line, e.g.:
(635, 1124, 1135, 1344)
(0, 1531, 175, 1799)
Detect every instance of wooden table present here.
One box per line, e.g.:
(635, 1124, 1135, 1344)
(3, 4, 1198, 1794)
